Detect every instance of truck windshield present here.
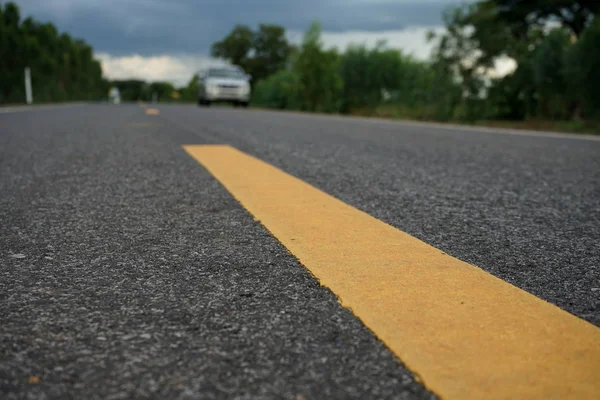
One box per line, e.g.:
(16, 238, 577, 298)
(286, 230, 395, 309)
(208, 68, 246, 79)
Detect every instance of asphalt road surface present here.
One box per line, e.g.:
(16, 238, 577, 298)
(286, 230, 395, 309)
(1, 104, 599, 399)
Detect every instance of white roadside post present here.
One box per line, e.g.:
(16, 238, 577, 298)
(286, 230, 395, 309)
(24, 67, 33, 105)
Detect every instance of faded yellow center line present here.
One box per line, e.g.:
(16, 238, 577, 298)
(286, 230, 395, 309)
(145, 108, 159, 115)
(183, 144, 600, 400)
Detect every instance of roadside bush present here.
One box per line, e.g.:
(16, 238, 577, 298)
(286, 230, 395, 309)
(565, 17, 600, 120)
(532, 28, 571, 120)
(293, 22, 343, 113)
(339, 44, 402, 113)
(251, 69, 300, 110)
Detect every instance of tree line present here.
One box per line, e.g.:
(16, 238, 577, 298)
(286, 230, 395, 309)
(2, 0, 599, 132)
(106, 80, 181, 103)
(429, 0, 600, 123)
(207, 0, 599, 130)
(0, 2, 108, 104)
(0, 2, 183, 104)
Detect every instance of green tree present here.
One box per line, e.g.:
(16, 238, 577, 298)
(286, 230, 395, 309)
(211, 24, 294, 83)
(293, 22, 343, 113)
(486, 62, 535, 120)
(493, 0, 598, 38)
(250, 24, 294, 81)
(0, 2, 106, 104)
(532, 28, 571, 119)
(0, 2, 24, 102)
(179, 73, 199, 102)
(428, 1, 591, 122)
(565, 17, 600, 119)
(210, 25, 254, 71)
(339, 43, 403, 112)
(225, 2, 600, 128)
(428, 6, 491, 103)
(427, 6, 496, 121)
(402, 60, 462, 121)
(112, 80, 146, 101)
(150, 81, 176, 102)
(251, 69, 300, 110)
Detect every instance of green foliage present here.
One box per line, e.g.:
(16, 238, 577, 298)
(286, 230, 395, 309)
(532, 29, 571, 119)
(428, 0, 599, 123)
(110, 80, 147, 102)
(0, 2, 107, 104)
(251, 25, 294, 81)
(149, 81, 176, 102)
(211, 25, 254, 70)
(4, 0, 597, 129)
(486, 63, 534, 120)
(251, 69, 300, 109)
(565, 17, 600, 119)
(373, 56, 462, 121)
(249, 20, 464, 121)
(292, 22, 343, 113)
(492, 0, 599, 38)
(250, 22, 345, 114)
(179, 73, 199, 103)
(243, 0, 600, 127)
(428, 5, 492, 105)
(211, 24, 293, 83)
(339, 43, 403, 112)
(109, 80, 177, 102)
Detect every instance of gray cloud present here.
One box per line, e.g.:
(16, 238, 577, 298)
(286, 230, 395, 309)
(13, 0, 463, 55)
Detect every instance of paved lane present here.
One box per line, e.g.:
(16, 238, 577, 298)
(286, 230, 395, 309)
(1, 104, 599, 399)
(0, 105, 434, 399)
(159, 104, 600, 325)
(184, 144, 599, 400)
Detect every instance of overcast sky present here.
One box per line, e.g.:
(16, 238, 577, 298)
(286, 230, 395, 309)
(13, 0, 468, 85)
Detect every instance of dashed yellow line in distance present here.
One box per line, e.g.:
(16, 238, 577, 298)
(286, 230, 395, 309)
(145, 108, 159, 115)
(183, 144, 600, 400)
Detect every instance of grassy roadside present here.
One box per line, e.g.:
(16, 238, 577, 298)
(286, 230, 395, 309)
(468, 119, 600, 135)
(6, 100, 598, 136)
(249, 103, 600, 136)
(363, 105, 600, 135)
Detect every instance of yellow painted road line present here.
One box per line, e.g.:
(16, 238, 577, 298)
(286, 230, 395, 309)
(183, 144, 600, 400)
(145, 108, 159, 115)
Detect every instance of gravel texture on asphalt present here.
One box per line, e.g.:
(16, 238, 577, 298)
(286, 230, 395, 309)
(158, 105, 600, 326)
(0, 105, 436, 400)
